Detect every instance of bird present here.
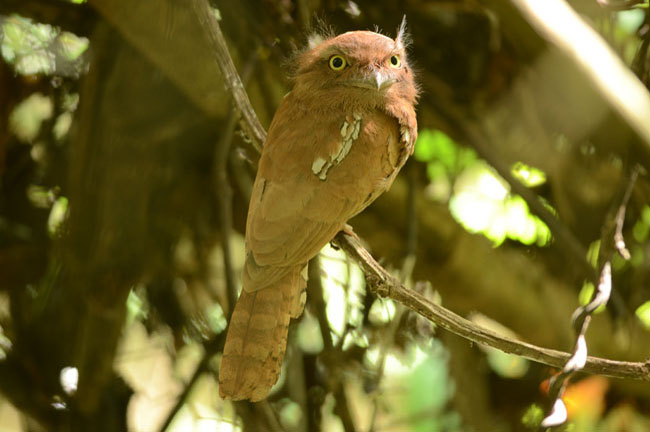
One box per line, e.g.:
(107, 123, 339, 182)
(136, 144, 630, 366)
(218, 19, 419, 402)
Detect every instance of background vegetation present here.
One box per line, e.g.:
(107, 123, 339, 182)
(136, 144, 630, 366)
(1, 0, 650, 430)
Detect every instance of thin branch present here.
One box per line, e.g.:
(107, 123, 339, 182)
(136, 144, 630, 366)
(190, 0, 266, 151)
(214, 54, 259, 314)
(215, 109, 240, 314)
(308, 256, 334, 352)
(542, 166, 640, 427)
(613, 167, 640, 260)
(332, 231, 650, 381)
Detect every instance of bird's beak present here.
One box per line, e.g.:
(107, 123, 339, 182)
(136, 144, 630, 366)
(347, 71, 396, 91)
(372, 71, 396, 90)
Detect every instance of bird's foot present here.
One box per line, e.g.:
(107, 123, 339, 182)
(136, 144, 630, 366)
(341, 223, 360, 241)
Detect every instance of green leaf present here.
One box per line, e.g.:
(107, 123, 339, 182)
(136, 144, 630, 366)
(522, 404, 544, 429)
(413, 129, 437, 162)
(414, 129, 459, 170)
(511, 162, 547, 187)
(579, 282, 606, 314)
(635, 301, 650, 329)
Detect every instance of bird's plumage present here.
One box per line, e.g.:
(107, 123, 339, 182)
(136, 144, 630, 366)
(219, 23, 418, 401)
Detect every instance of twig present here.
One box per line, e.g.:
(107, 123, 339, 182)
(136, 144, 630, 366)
(256, 401, 286, 432)
(214, 54, 259, 314)
(613, 167, 640, 260)
(542, 166, 640, 427)
(215, 109, 240, 313)
(309, 256, 334, 352)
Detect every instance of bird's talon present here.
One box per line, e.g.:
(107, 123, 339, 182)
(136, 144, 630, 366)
(341, 224, 360, 241)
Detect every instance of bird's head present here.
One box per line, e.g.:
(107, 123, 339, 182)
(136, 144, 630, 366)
(292, 18, 419, 111)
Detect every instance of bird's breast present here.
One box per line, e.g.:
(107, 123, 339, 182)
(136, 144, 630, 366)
(310, 109, 403, 188)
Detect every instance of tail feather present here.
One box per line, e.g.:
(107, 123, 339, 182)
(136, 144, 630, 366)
(218, 266, 305, 401)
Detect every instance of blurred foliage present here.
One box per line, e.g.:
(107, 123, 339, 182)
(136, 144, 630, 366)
(1, 15, 88, 76)
(414, 128, 552, 246)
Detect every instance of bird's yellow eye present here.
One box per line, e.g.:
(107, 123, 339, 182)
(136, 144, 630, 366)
(389, 55, 401, 68)
(329, 55, 347, 71)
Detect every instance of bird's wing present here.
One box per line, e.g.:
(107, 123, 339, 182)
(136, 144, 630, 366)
(243, 95, 402, 291)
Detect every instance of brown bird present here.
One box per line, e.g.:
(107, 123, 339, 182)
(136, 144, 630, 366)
(219, 20, 419, 401)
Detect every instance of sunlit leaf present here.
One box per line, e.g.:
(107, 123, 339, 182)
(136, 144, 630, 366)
(403, 342, 453, 432)
(630, 245, 644, 268)
(368, 298, 396, 325)
(633, 218, 650, 243)
(578, 282, 606, 314)
(47, 196, 69, 236)
(426, 160, 447, 182)
(522, 404, 544, 429)
(206, 303, 227, 334)
(320, 244, 365, 342)
(297, 311, 324, 353)
(471, 313, 529, 378)
(413, 129, 437, 162)
(9, 93, 53, 143)
(414, 129, 458, 169)
(504, 196, 536, 245)
(617, 9, 645, 34)
(1, 16, 58, 74)
(511, 162, 547, 187)
(53, 112, 73, 141)
(633, 206, 650, 242)
(535, 219, 552, 247)
(635, 301, 650, 329)
(59, 31, 89, 61)
(586, 240, 600, 268)
(126, 287, 148, 326)
(457, 147, 478, 171)
(279, 401, 303, 430)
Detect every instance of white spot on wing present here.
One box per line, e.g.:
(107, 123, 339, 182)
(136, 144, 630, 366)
(312, 157, 327, 175)
(312, 114, 363, 181)
(340, 122, 348, 137)
(400, 125, 410, 144)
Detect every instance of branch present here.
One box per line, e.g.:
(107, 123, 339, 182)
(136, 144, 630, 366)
(190, 0, 266, 151)
(202, 0, 650, 384)
(332, 231, 650, 381)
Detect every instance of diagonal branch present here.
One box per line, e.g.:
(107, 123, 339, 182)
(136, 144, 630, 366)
(203, 0, 650, 383)
(333, 231, 650, 381)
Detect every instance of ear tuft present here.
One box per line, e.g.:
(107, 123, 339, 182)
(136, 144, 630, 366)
(307, 33, 326, 49)
(308, 17, 335, 49)
(395, 15, 412, 49)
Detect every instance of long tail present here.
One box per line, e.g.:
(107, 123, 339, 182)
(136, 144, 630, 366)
(218, 266, 305, 401)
